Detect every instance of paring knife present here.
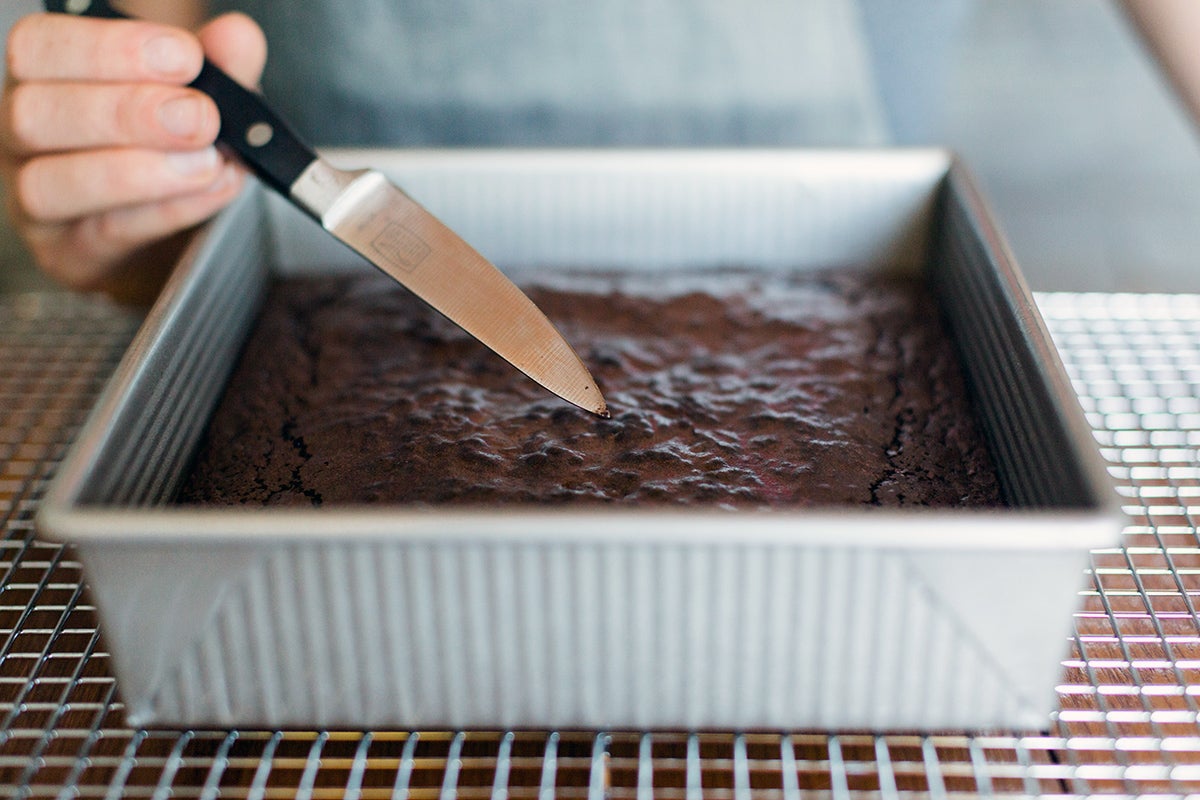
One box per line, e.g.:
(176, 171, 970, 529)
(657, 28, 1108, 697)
(47, 0, 609, 417)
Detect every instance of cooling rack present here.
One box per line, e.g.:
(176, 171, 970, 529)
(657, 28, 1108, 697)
(1, 290, 1199, 799)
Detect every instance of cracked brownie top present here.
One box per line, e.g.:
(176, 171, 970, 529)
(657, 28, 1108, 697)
(177, 268, 1002, 509)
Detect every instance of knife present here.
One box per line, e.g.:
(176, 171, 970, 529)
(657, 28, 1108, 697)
(47, 0, 609, 418)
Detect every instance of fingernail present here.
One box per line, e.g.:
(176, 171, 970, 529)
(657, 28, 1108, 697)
(166, 147, 220, 177)
(158, 96, 204, 138)
(142, 34, 192, 77)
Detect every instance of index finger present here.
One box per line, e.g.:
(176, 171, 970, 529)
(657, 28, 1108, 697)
(6, 13, 203, 84)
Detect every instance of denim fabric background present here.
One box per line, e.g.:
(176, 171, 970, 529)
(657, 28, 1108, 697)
(213, 0, 914, 146)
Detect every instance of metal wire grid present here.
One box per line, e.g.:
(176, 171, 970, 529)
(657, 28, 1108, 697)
(1, 290, 1199, 799)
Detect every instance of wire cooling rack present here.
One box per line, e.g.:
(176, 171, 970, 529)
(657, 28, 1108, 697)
(1, 290, 1199, 799)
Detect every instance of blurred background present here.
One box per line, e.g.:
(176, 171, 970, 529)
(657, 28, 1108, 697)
(2, 0, 1199, 294)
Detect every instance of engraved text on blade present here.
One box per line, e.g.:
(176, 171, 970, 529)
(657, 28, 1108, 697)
(371, 222, 432, 273)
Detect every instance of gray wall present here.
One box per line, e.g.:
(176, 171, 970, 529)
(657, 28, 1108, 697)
(941, 1, 1200, 293)
(1, 2, 39, 58)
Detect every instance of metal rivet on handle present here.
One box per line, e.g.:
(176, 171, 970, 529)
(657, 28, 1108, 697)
(65, 0, 92, 13)
(246, 122, 274, 148)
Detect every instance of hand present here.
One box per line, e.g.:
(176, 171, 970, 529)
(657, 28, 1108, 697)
(1, 12, 267, 304)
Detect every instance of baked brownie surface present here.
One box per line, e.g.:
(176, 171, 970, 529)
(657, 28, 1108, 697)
(177, 269, 1002, 508)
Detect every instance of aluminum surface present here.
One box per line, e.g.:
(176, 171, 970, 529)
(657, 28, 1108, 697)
(1, 289, 1195, 796)
(33, 150, 1125, 731)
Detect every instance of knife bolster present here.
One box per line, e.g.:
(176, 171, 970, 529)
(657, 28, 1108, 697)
(290, 161, 382, 225)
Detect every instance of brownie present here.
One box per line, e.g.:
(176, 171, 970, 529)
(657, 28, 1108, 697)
(177, 268, 1002, 509)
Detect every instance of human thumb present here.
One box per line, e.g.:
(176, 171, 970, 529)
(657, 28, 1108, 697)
(196, 12, 267, 90)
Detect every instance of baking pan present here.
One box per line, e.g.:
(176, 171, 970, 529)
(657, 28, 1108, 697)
(38, 149, 1124, 731)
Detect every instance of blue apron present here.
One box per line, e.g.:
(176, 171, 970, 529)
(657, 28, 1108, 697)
(212, 0, 922, 147)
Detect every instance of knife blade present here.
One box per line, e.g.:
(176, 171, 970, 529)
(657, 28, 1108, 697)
(47, 0, 609, 417)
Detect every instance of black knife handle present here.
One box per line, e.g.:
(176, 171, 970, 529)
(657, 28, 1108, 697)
(44, 0, 122, 17)
(45, 0, 317, 197)
(189, 63, 317, 196)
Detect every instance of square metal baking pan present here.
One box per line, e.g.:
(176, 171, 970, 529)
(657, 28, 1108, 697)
(38, 149, 1124, 731)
